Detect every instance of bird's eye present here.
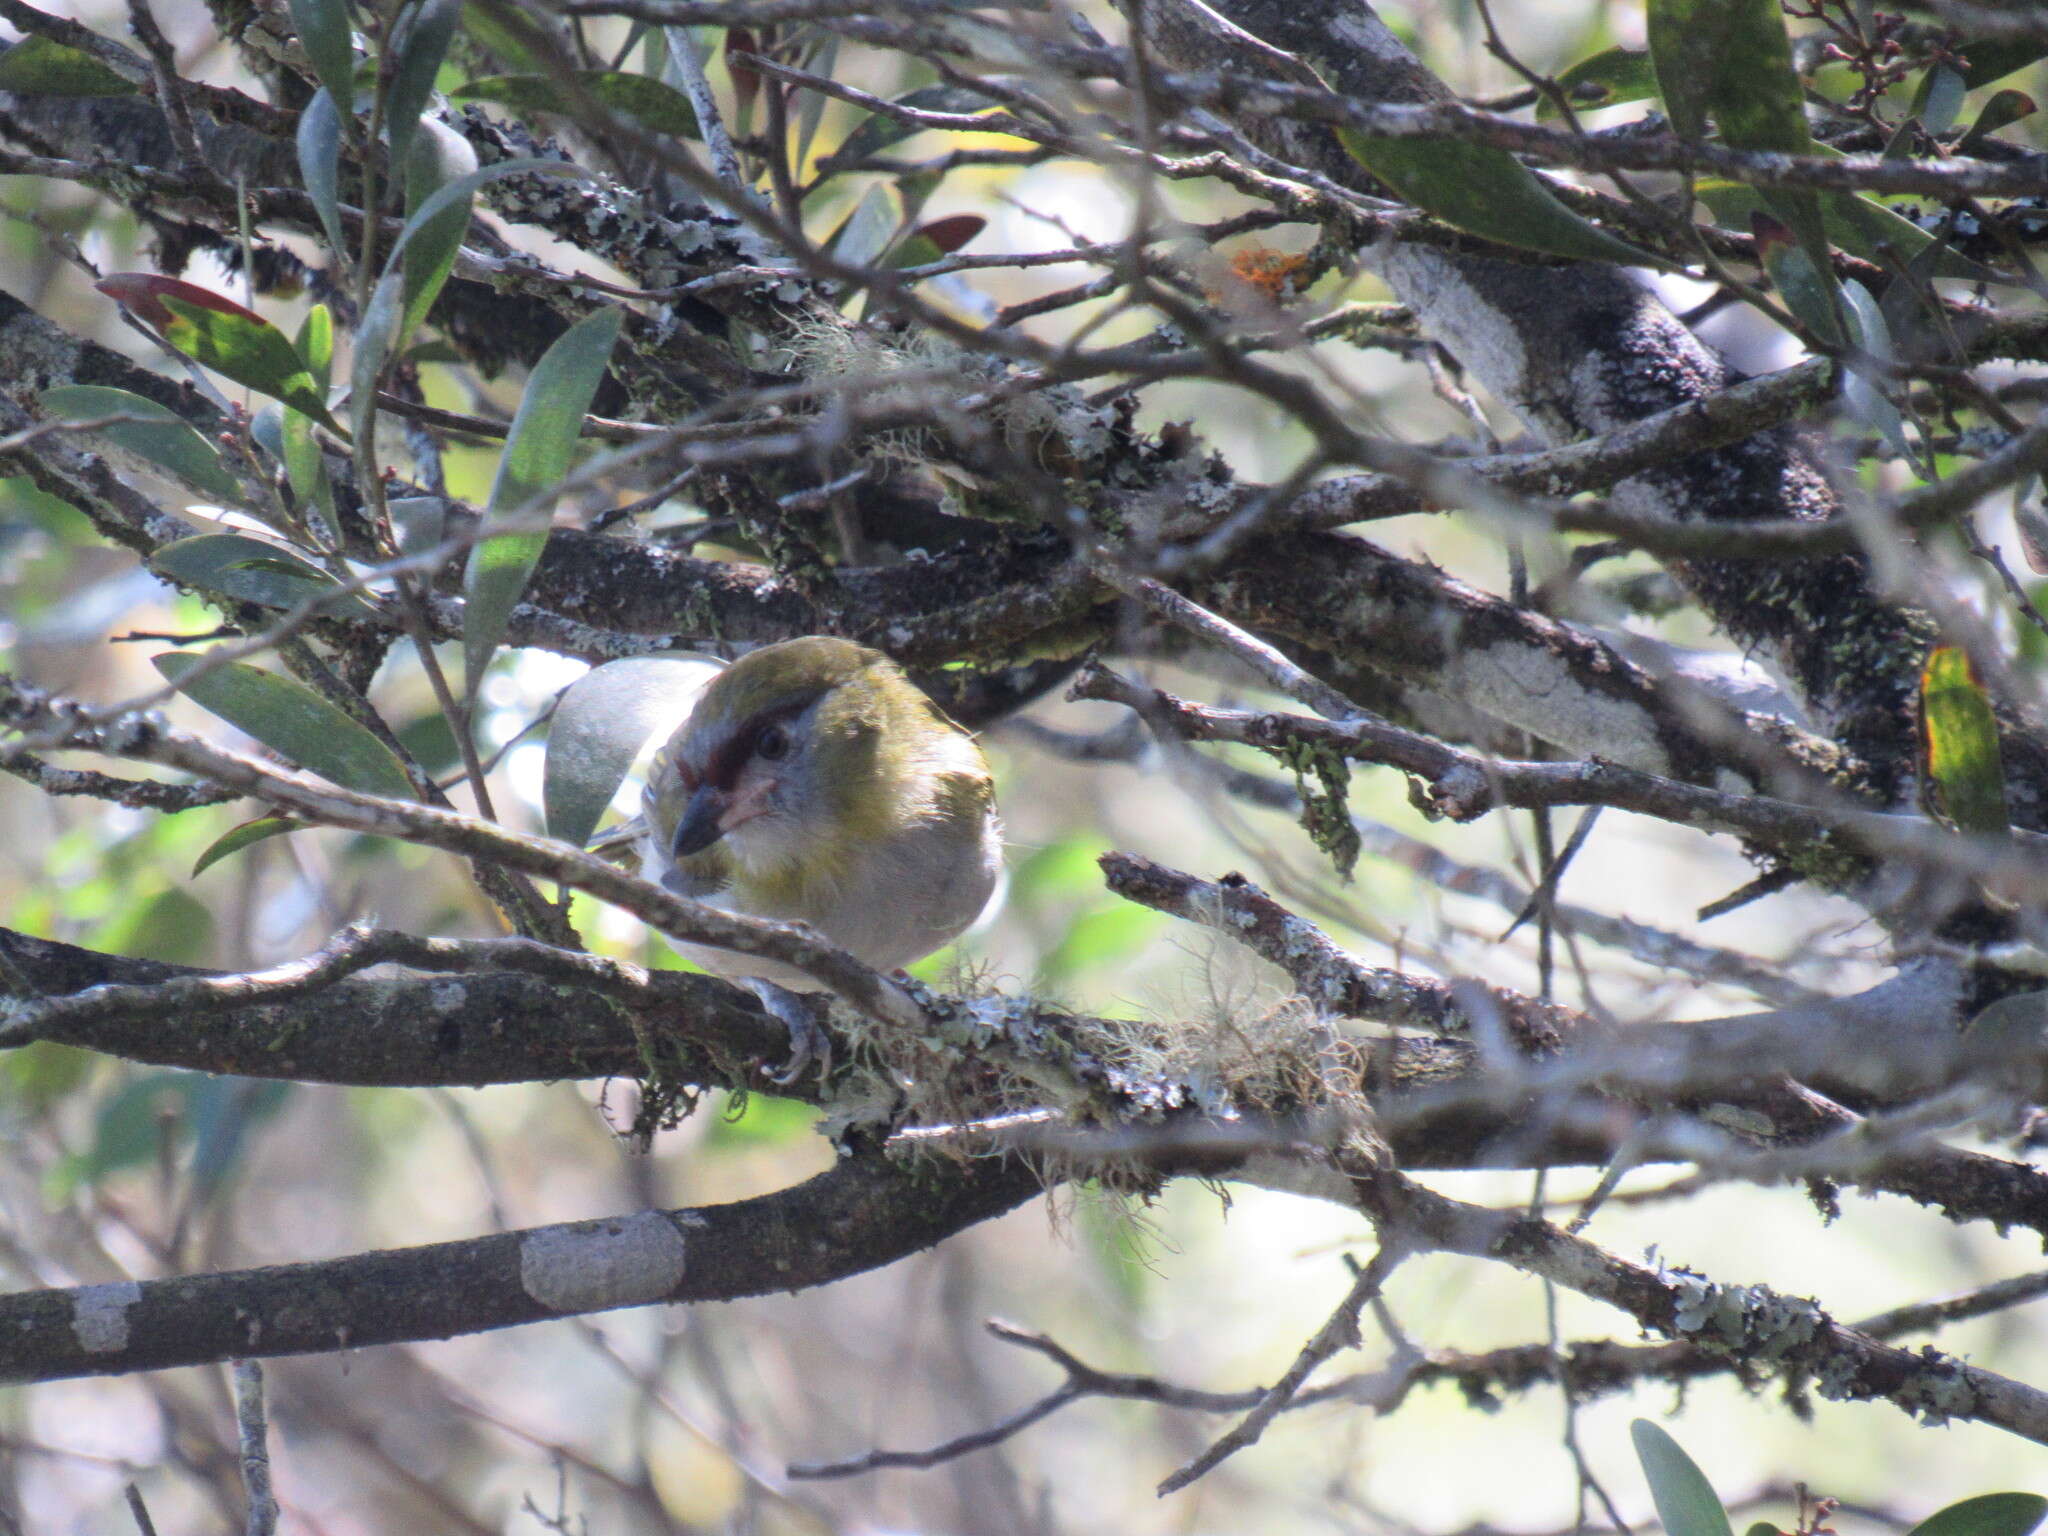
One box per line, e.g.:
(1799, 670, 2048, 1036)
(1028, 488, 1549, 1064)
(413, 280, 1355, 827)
(756, 725, 790, 762)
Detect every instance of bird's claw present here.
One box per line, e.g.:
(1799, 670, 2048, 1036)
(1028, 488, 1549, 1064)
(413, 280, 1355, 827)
(741, 978, 833, 1087)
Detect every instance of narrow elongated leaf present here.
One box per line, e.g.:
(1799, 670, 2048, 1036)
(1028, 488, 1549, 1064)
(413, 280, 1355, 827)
(462, 307, 622, 696)
(193, 815, 300, 876)
(151, 532, 377, 619)
(830, 84, 998, 165)
(297, 303, 334, 391)
(282, 407, 337, 544)
(1649, 0, 1838, 324)
(1629, 1421, 1733, 1536)
(296, 87, 347, 259)
(384, 0, 462, 174)
(1839, 278, 1914, 465)
(725, 27, 760, 131)
(401, 118, 480, 340)
(1336, 128, 1659, 268)
(1539, 47, 1659, 120)
(39, 384, 240, 501)
(794, 33, 840, 168)
(376, 156, 585, 286)
(0, 33, 135, 96)
(154, 652, 414, 800)
(544, 654, 722, 851)
(1922, 646, 2010, 835)
(1960, 38, 2048, 90)
(1906, 1494, 2048, 1536)
(1753, 213, 1843, 347)
(287, 0, 355, 107)
(1696, 177, 2000, 284)
(349, 268, 405, 447)
(96, 275, 342, 432)
(829, 182, 902, 271)
(283, 310, 339, 540)
(450, 70, 700, 135)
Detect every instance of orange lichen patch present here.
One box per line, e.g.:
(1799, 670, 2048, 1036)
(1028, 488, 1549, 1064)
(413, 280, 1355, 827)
(1212, 245, 1314, 302)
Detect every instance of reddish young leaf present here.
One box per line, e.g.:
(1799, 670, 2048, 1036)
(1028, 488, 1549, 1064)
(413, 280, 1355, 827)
(726, 27, 761, 125)
(96, 273, 266, 330)
(913, 214, 985, 256)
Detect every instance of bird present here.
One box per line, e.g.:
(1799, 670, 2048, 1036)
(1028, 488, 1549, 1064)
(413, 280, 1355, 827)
(635, 636, 1004, 1081)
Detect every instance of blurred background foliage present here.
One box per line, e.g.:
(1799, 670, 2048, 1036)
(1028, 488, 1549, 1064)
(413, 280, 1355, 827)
(2, 0, 2046, 1529)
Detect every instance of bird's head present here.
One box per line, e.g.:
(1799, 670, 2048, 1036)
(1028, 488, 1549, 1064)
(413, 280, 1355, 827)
(644, 637, 983, 891)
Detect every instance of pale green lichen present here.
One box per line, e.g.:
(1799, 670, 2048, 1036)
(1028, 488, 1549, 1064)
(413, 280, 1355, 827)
(1267, 735, 1361, 879)
(1668, 1271, 1822, 1361)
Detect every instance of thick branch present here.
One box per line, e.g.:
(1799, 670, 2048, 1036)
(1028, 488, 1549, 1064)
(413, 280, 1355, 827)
(0, 1152, 1043, 1383)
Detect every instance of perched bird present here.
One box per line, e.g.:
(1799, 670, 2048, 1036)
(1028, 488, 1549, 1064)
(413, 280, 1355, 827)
(637, 636, 1004, 1078)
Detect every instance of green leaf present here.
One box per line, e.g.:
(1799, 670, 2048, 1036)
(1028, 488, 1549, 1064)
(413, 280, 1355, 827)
(1649, 0, 1839, 324)
(1695, 175, 2001, 284)
(1962, 90, 2038, 150)
(460, 1, 545, 74)
(1744, 1525, 1781, 1536)
(354, 163, 575, 429)
(389, 157, 583, 269)
(0, 33, 135, 96)
(1838, 277, 1914, 466)
(296, 87, 348, 259)
(543, 653, 722, 851)
(1922, 645, 2010, 835)
(1906, 1495, 2048, 1536)
(296, 301, 334, 392)
(92, 888, 214, 966)
(1629, 1421, 1733, 1536)
(1908, 63, 1968, 136)
(151, 532, 377, 620)
(829, 83, 998, 165)
(1960, 39, 2048, 90)
(702, 1092, 821, 1149)
(829, 181, 903, 271)
(287, 0, 356, 107)
(1753, 212, 1844, 347)
(1038, 900, 1160, 987)
(349, 268, 405, 447)
(1539, 47, 1659, 120)
(386, 494, 446, 556)
(281, 407, 337, 544)
(1336, 128, 1659, 268)
(401, 118, 480, 340)
(450, 70, 701, 136)
(2, 1041, 94, 1113)
(396, 708, 462, 773)
(1648, 0, 1807, 150)
(462, 306, 622, 697)
(889, 213, 985, 269)
(193, 814, 300, 876)
(385, 0, 462, 174)
(95, 275, 343, 433)
(154, 651, 415, 800)
(790, 32, 839, 168)
(39, 384, 241, 501)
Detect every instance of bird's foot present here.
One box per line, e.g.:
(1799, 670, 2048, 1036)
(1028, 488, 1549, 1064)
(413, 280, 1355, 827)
(741, 977, 833, 1087)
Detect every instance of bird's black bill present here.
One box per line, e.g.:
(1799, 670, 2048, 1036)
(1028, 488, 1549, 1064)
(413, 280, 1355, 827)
(670, 783, 729, 858)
